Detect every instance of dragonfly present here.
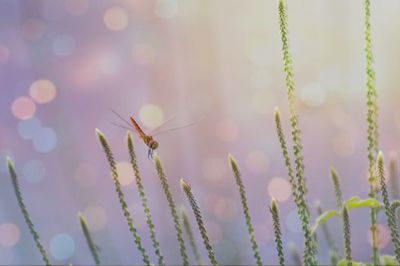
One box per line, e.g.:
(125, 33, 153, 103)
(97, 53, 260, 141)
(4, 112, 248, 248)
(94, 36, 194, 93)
(111, 109, 194, 158)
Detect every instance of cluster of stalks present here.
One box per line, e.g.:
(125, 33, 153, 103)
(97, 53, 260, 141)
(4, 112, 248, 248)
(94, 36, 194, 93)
(5, 0, 400, 265)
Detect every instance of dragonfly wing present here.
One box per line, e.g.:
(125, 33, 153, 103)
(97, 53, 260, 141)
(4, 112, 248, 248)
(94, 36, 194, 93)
(153, 121, 195, 136)
(110, 109, 133, 128)
(148, 115, 177, 135)
(110, 122, 132, 131)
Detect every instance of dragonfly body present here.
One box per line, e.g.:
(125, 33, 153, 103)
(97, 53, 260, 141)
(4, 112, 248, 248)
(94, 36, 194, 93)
(129, 116, 159, 158)
(111, 109, 194, 159)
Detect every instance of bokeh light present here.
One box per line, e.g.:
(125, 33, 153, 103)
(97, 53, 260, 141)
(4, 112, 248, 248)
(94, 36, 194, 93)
(22, 159, 46, 183)
(50, 233, 75, 261)
(29, 79, 57, 104)
(52, 34, 76, 57)
(11, 97, 36, 120)
(0, 223, 20, 247)
(115, 161, 134, 186)
(267, 177, 291, 202)
(82, 206, 107, 231)
(215, 119, 238, 142)
(245, 150, 269, 174)
(103, 7, 129, 31)
(32, 127, 57, 153)
(18, 117, 41, 140)
(139, 104, 164, 129)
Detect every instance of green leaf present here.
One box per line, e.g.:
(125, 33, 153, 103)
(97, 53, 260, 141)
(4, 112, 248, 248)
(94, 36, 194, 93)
(344, 197, 380, 209)
(311, 210, 339, 234)
(316, 210, 339, 225)
(337, 258, 367, 266)
(312, 197, 380, 235)
(380, 255, 398, 266)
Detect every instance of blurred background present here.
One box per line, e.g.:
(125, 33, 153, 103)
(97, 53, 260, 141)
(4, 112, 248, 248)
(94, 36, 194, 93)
(1, 0, 400, 265)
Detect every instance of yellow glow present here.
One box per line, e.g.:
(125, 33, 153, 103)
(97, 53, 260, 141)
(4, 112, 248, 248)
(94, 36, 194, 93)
(116, 161, 134, 186)
(139, 104, 164, 128)
(83, 206, 108, 231)
(29, 79, 56, 104)
(268, 177, 291, 202)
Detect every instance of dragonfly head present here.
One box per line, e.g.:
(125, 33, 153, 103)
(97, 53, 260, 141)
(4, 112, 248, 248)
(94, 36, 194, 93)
(149, 140, 159, 150)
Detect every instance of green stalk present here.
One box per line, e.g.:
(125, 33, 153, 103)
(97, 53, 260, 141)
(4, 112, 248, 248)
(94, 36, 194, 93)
(228, 154, 263, 266)
(330, 167, 344, 208)
(270, 198, 285, 266)
(7, 159, 52, 266)
(127, 132, 164, 265)
(79, 213, 101, 266)
(377, 152, 400, 262)
(277, 1, 316, 264)
(342, 206, 352, 266)
(153, 155, 189, 266)
(390, 153, 399, 199)
(364, 0, 379, 263)
(181, 207, 202, 265)
(274, 107, 298, 206)
(180, 179, 218, 266)
(96, 129, 150, 266)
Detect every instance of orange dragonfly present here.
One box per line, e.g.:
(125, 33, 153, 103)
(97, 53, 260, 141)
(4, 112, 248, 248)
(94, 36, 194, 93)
(111, 109, 194, 158)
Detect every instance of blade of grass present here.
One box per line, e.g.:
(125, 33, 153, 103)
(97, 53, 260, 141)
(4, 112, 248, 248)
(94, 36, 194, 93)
(79, 213, 101, 266)
(330, 167, 344, 208)
(153, 155, 189, 266)
(364, 0, 380, 263)
(377, 152, 400, 263)
(277, 0, 316, 263)
(342, 206, 352, 266)
(389, 152, 399, 199)
(180, 179, 218, 266)
(7, 158, 52, 266)
(181, 207, 202, 265)
(96, 129, 150, 266)
(270, 198, 285, 266)
(127, 131, 165, 265)
(228, 154, 263, 266)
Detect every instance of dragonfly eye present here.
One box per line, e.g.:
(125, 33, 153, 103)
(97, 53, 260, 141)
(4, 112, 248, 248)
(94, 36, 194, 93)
(150, 141, 159, 150)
